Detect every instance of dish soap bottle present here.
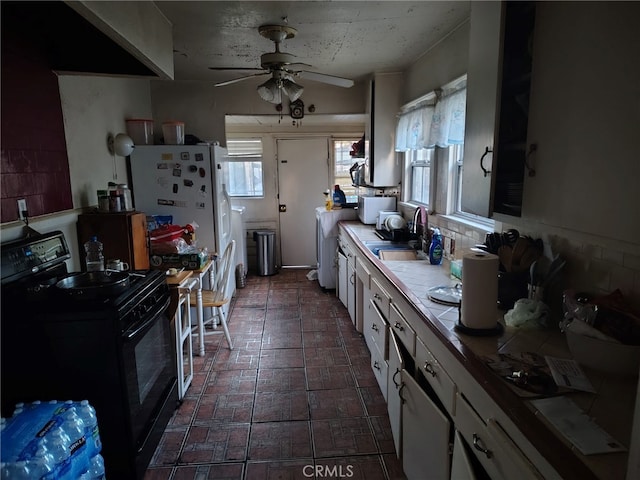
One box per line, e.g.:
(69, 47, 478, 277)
(324, 190, 333, 211)
(332, 184, 346, 208)
(429, 228, 443, 265)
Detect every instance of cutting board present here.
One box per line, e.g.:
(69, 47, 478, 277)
(379, 250, 418, 261)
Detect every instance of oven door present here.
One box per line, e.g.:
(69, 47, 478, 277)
(121, 294, 175, 446)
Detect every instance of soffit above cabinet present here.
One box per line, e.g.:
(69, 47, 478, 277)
(1, 1, 173, 79)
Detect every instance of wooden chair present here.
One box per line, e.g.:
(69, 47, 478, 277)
(190, 240, 236, 350)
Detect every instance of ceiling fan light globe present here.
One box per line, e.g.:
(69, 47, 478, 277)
(282, 79, 304, 101)
(257, 78, 281, 103)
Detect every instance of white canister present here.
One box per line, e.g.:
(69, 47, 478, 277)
(162, 121, 185, 145)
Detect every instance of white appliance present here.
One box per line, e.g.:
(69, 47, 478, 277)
(316, 207, 358, 289)
(129, 144, 235, 303)
(376, 210, 400, 230)
(231, 206, 248, 277)
(357, 196, 396, 224)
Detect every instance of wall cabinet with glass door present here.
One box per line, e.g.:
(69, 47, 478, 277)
(461, 1, 536, 218)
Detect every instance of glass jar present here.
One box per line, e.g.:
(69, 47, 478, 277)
(117, 184, 133, 211)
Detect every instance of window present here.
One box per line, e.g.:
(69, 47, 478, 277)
(332, 139, 360, 203)
(225, 138, 264, 197)
(409, 148, 434, 205)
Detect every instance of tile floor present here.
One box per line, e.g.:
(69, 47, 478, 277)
(144, 269, 407, 480)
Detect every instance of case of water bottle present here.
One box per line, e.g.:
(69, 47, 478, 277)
(0, 400, 105, 479)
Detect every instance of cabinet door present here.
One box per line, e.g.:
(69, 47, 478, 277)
(461, 1, 503, 217)
(347, 260, 356, 324)
(129, 213, 150, 269)
(387, 333, 404, 458)
(337, 249, 348, 308)
(401, 370, 451, 480)
(451, 430, 481, 480)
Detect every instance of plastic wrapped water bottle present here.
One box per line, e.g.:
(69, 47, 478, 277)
(88, 453, 105, 479)
(0, 460, 31, 479)
(42, 427, 71, 475)
(28, 447, 55, 478)
(84, 236, 105, 271)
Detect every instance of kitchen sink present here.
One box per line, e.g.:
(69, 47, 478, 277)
(363, 241, 424, 259)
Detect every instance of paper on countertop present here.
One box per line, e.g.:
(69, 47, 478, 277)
(545, 356, 596, 393)
(530, 396, 627, 455)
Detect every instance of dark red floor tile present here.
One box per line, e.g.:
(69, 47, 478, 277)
(261, 330, 303, 349)
(172, 463, 245, 479)
(359, 385, 388, 416)
(252, 391, 309, 422)
(212, 348, 260, 371)
(368, 415, 397, 454)
(259, 348, 305, 369)
(311, 418, 378, 457)
(382, 453, 407, 479)
(180, 422, 249, 463)
(245, 459, 314, 480)
(302, 330, 343, 349)
(195, 392, 254, 423)
(248, 421, 313, 460)
(308, 388, 365, 420)
(257, 368, 307, 392)
(148, 425, 188, 466)
(143, 467, 173, 480)
(168, 397, 198, 426)
(306, 365, 355, 390)
(304, 346, 349, 367)
(350, 362, 379, 387)
(315, 455, 387, 480)
(205, 369, 257, 394)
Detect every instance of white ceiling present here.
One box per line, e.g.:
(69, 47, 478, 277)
(156, 1, 471, 84)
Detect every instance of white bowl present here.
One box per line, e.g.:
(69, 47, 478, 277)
(565, 329, 640, 377)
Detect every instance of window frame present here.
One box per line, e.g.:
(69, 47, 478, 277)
(225, 138, 265, 199)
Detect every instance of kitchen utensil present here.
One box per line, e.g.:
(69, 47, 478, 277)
(55, 271, 130, 298)
(504, 228, 520, 246)
(542, 258, 566, 287)
(427, 284, 462, 306)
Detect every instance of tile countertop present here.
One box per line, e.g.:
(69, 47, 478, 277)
(340, 220, 637, 480)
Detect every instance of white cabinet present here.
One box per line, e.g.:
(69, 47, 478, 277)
(387, 332, 404, 458)
(401, 370, 451, 480)
(451, 431, 481, 480)
(363, 73, 403, 187)
(337, 248, 348, 307)
(415, 337, 457, 416)
(462, 1, 536, 217)
(455, 393, 543, 480)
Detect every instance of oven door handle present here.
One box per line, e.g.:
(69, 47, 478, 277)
(124, 296, 170, 340)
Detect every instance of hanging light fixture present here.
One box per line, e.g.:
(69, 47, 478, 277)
(257, 70, 304, 104)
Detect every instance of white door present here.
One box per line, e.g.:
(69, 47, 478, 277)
(277, 138, 329, 266)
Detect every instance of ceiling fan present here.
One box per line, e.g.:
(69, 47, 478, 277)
(209, 24, 354, 104)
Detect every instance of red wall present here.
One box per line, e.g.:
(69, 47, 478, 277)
(1, 19, 72, 223)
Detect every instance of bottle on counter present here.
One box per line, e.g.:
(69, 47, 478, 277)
(332, 184, 346, 207)
(324, 191, 333, 211)
(429, 228, 443, 265)
(84, 236, 104, 272)
(117, 184, 133, 211)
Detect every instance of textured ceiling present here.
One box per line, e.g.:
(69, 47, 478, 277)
(156, 1, 470, 84)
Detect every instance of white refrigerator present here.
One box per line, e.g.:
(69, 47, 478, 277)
(129, 144, 234, 299)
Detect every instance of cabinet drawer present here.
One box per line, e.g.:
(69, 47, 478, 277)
(364, 299, 388, 359)
(415, 337, 456, 416)
(455, 393, 543, 480)
(370, 276, 391, 319)
(370, 339, 388, 402)
(355, 256, 371, 290)
(389, 303, 416, 357)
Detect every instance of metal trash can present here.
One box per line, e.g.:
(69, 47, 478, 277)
(253, 230, 277, 276)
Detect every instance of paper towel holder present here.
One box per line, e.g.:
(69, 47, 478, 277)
(454, 301, 504, 336)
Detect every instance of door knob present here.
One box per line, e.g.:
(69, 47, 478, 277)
(279, 205, 287, 212)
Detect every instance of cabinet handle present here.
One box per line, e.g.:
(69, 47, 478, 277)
(372, 323, 379, 332)
(423, 362, 436, 377)
(472, 433, 493, 459)
(349, 273, 355, 285)
(373, 361, 381, 371)
(392, 368, 401, 388)
(480, 146, 492, 177)
(394, 321, 404, 332)
(373, 293, 381, 300)
(398, 382, 406, 404)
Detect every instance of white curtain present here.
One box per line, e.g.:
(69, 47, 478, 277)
(395, 88, 466, 151)
(428, 88, 466, 147)
(395, 106, 434, 151)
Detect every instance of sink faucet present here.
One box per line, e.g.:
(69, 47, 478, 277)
(412, 206, 429, 252)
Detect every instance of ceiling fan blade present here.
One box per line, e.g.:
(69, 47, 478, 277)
(296, 71, 354, 88)
(214, 72, 269, 87)
(208, 67, 265, 71)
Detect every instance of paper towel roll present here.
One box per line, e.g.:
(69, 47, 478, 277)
(461, 252, 499, 330)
